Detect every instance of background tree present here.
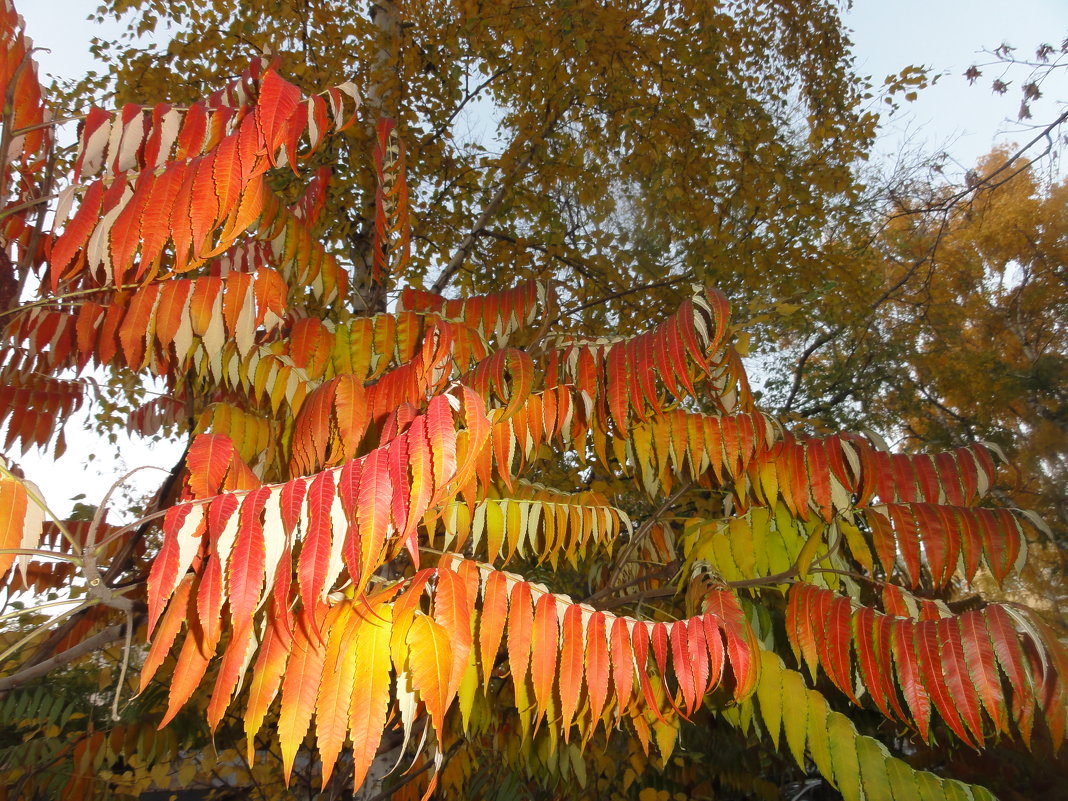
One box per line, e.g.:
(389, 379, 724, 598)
(72, 0, 886, 321)
(0, 2, 1066, 801)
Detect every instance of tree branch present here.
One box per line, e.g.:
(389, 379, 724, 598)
(0, 618, 140, 693)
(431, 108, 562, 293)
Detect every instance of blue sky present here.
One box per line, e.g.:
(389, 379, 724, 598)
(847, 0, 1068, 172)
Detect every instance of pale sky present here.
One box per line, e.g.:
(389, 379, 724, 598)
(14, 0, 1068, 516)
(848, 0, 1068, 172)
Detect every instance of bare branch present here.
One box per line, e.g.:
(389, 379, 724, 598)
(0, 618, 140, 693)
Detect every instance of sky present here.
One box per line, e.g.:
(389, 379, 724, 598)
(847, 0, 1068, 173)
(12, 0, 1068, 517)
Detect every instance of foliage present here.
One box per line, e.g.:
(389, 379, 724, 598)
(0, 2, 1066, 800)
(72, 0, 881, 324)
(765, 147, 1068, 606)
(874, 152, 1068, 543)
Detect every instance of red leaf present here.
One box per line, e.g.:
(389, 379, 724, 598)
(892, 619, 932, 741)
(229, 486, 270, 632)
(852, 607, 900, 721)
(606, 343, 630, 432)
(401, 416, 433, 567)
(937, 617, 984, 747)
(701, 612, 725, 692)
(298, 470, 334, 609)
(280, 474, 307, 538)
(558, 602, 585, 740)
(889, 505, 922, 585)
(147, 503, 205, 634)
(256, 69, 302, 159)
(586, 610, 610, 726)
(960, 610, 1007, 734)
(704, 587, 757, 699)
(686, 617, 709, 703)
(530, 592, 559, 726)
(195, 550, 224, 658)
(426, 393, 458, 503)
(670, 620, 697, 715)
(186, 434, 235, 498)
(630, 621, 662, 719)
(478, 569, 509, 691)
(355, 448, 392, 596)
(825, 596, 859, 704)
(916, 619, 972, 744)
(985, 604, 1036, 743)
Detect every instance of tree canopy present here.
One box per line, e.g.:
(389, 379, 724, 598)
(0, 1, 1066, 800)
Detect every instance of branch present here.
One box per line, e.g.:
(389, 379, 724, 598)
(431, 108, 562, 293)
(607, 481, 692, 587)
(420, 67, 511, 151)
(888, 108, 1068, 220)
(781, 327, 843, 414)
(0, 619, 137, 693)
(551, 276, 689, 328)
(583, 560, 681, 606)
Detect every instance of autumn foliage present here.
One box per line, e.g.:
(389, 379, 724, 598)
(0, 2, 1066, 799)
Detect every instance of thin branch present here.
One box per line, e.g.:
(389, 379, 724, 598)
(607, 481, 692, 588)
(550, 276, 689, 328)
(110, 609, 137, 720)
(781, 327, 842, 414)
(0, 617, 139, 692)
(420, 67, 511, 150)
(888, 108, 1068, 221)
(431, 107, 561, 293)
(583, 560, 681, 606)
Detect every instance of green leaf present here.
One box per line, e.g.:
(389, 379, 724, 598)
(781, 669, 809, 768)
(856, 737, 894, 801)
(806, 692, 834, 783)
(828, 711, 862, 800)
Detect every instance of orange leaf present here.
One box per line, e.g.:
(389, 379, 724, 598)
(407, 613, 453, 739)
(507, 580, 534, 689)
(433, 567, 473, 701)
(314, 604, 358, 786)
(349, 599, 394, 790)
(610, 615, 635, 719)
(160, 626, 212, 728)
(243, 612, 293, 759)
(558, 603, 585, 740)
(478, 569, 509, 691)
(278, 612, 327, 783)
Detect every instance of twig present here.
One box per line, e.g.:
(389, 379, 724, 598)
(583, 560, 680, 605)
(607, 481, 692, 587)
(0, 605, 120, 692)
(431, 107, 562, 293)
(421, 67, 511, 150)
(550, 276, 690, 328)
(110, 609, 138, 720)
